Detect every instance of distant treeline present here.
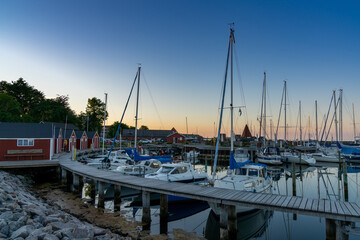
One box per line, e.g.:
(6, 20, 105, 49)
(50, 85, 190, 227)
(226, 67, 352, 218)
(0, 78, 107, 133)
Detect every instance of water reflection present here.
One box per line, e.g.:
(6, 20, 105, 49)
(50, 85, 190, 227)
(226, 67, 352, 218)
(204, 209, 273, 240)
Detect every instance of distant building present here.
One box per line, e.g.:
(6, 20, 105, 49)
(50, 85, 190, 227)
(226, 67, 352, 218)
(167, 132, 186, 143)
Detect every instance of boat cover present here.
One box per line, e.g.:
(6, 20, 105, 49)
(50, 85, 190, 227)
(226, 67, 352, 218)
(125, 148, 172, 163)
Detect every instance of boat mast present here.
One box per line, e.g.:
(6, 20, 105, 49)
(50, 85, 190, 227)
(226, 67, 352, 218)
(230, 27, 235, 153)
(308, 115, 311, 141)
(284, 80, 287, 142)
(353, 103, 356, 143)
(263, 72, 266, 146)
(299, 100, 302, 144)
(102, 93, 108, 154)
(315, 100, 318, 142)
(339, 89, 343, 142)
(333, 90, 338, 142)
(134, 65, 141, 150)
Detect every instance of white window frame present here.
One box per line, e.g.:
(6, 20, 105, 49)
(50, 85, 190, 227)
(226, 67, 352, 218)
(17, 138, 34, 147)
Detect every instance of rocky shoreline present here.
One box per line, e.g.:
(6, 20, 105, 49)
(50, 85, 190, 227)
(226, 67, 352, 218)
(0, 171, 131, 240)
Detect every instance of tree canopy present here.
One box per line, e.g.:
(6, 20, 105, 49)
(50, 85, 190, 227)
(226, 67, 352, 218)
(107, 121, 130, 138)
(85, 97, 108, 133)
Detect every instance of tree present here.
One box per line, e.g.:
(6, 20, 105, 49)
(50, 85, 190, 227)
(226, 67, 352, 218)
(0, 78, 45, 115)
(107, 121, 130, 138)
(139, 125, 149, 130)
(85, 97, 108, 133)
(0, 93, 22, 122)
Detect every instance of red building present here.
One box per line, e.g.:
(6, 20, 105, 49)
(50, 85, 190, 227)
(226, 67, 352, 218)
(166, 132, 186, 143)
(87, 131, 100, 149)
(75, 131, 88, 150)
(0, 123, 54, 161)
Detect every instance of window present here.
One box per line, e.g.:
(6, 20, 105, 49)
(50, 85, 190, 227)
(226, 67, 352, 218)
(17, 139, 34, 146)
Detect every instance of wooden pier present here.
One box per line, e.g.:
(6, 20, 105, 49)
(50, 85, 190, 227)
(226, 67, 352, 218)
(0, 160, 59, 169)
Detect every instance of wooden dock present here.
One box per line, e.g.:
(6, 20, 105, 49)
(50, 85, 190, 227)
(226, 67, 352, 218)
(0, 160, 59, 169)
(59, 157, 360, 223)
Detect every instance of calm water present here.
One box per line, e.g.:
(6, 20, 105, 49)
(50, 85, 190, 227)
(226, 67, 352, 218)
(99, 162, 360, 239)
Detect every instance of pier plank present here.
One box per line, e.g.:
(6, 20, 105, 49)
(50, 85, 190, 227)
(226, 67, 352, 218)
(276, 196, 288, 207)
(259, 194, 273, 204)
(339, 202, 352, 216)
(335, 202, 345, 215)
(299, 198, 308, 210)
(344, 202, 358, 216)
(324, 200, 331, 213)
(264, 195, 278, 205)
(330, 201, 338, 214)
(281, 196, 292, 208)
(304, 199, 313, 211)
(318, 199, 325, 212)
(270, 195, 283, 205)
(250, 193, 266, 203)
(311, 200, 319, 212)
(287, 197, 298, 209)
(350, 203, 360, 215)
(293, 197, 302, 209)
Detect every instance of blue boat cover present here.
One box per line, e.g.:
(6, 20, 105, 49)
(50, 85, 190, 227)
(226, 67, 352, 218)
(229, 151, 251, 170)
(337, 142, 360, 155)
(125, 148, 172, 163)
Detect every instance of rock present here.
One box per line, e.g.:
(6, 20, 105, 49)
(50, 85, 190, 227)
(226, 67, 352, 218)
(72, 226, 94, 239)
(53, 231, 62, 239)
(0, 211, 14, 221)
(0, 233, 7, 238)
(0, 224, 9, 237)
(13, 237, 25, 240)
(59, 229, 74, 239)
(43, 234, 60, 240)
(43, 216, 61, 225)
(93, 227, 110, 236)
(10, 225, 34, 239)
(48, 221, 77, 231)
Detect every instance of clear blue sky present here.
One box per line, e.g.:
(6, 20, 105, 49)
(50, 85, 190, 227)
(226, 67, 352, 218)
(1, 0, 360, 140)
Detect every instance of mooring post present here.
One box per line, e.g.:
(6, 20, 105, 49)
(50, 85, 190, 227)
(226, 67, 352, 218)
(343, 161, 348, 202)
(251, 150, 254, 162)
(97, 181, 105, 209)
(292, 161, 297, 220)
(114, 185, 122, 212)
(160, 194, 168, 234)
(61, 168, 67, 185)
(142, 191, 151, 230)
(90, 179, 96, 205)
(326, 218, 336, 240)
(72, 173, 80, 194)
(56, 166, 61, 184)
(79, 176, 84, 198)
(227, 205, 237, 239)
(219, 204, 228, 239)
(66, 170, 72, 192)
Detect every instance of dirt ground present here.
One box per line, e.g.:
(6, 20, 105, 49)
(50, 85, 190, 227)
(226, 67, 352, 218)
(33, 183, 205, 240)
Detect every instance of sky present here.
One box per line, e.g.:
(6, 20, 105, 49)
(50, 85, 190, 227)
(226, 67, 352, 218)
(1, 0, 360, 140)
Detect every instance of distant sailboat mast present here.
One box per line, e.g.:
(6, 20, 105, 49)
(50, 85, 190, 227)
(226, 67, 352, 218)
(134, 65, 141, 150)
(353, 103, 356, 143)
(102, 93, 108, 155)
(230, 27, 235, 153)
(263, 72, 267, 146)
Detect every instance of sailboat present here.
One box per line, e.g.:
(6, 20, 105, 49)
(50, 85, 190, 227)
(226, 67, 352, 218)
(256, 73, 284, 165)
(209, 26, 272, 215)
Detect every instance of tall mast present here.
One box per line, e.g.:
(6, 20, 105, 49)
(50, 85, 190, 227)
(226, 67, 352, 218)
(339, 89, 343, 142)
(134, 66, 141, 149)
(284, 80, 287, 142)
(263, 72, 266, 146)
(308, 114, 311, 141)
(315, 100, 318, 142)
(102, 93, 108, 154)
(186, 116, 189, 134)
(230, 27, 235, 152)
(333, 90, 338, 142)
(353, 103, 356, 143)
(299, 100, 302, 144)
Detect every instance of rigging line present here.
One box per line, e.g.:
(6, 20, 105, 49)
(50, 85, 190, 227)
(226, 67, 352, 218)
(324, 99, 339, 142)
(320, 170, 332, 199)
(326, 171, 337, 200)
(105, 72, 138, 163)
(276, 82, 285, 138)
(233, 44, 248, 124)
(320, 94, 334, 143)
(192, 217, 208, 231)
(141, 70, 165, 129)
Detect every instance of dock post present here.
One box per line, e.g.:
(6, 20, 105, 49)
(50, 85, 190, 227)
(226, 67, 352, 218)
(72, 173, 80, 194)
(97, 181, 105, 209)
(219, 204, 228, 240)
(205, 156, 208, 173)
(90, 179, 96, 205)
(343, 162, 348, 202)
(114, 185, 122, 212)
(66, 170, 72, 192)
(227, 205, 237, 239)
(61, 168, 67, 185)
(292, 162, 297, 220)
(56, 167, 61, 184)
(142, 191, 151, 230)
(250, 150, 254, 162)
(326, 218, 336, 240)
(160, 194, 168, 234)
(79, 175, 84, 198)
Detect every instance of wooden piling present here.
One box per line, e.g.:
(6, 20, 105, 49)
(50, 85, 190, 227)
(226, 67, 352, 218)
(160, 194, 168, 234)
(227, 205, 237, 239)
(114, 185, 122, 212)
(219, 204, 227, 240)
(90, 179, 96, 205)
(72, 173, 80, 194)
(142, 191, 151, 230)
(61, 168, 67, 185)
(343, 162, 348, 202)
(97, 181, 105, 209)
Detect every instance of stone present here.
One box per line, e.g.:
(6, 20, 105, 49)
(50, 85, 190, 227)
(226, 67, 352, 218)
(53, 230, 62, 239)
(0, 211, 14, 221)
(10, 225, 34, 239)
(48, 221, 77, 231)
(59, 229, 74, 239)
(43, 234, 60, 240)
(72, 226, 94, 239)
(43, 216, 61, 225)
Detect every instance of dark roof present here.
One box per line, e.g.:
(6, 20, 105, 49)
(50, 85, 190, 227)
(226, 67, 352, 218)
(63, 129, 75, 139)
(75, 130, 86, 138)
(86, 131, 97, 138)
(241, 124, 252, 138)
(41, 122, 79, 130)
(0, 122, 54, 138)
(122, 129, 174, 138)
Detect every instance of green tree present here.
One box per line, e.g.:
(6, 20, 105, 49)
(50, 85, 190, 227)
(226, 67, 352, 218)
(139, 125, 149, 130)
(0, 78, 45, 115)
(107, 121, 130, 138)
(0, 93, 22, 122)
(85, 97, 108, 133)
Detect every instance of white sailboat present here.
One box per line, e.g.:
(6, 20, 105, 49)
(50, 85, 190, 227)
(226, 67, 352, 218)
(209, 26, 272, 215)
